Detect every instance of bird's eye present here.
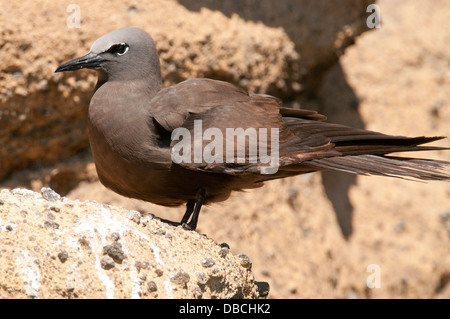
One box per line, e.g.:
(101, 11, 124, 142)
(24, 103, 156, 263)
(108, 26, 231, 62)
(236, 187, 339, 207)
(106, 43, 129, 56)
(116, 43, 129, 55)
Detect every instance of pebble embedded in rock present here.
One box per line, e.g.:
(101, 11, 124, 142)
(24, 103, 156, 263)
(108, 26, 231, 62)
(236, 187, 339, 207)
(170, 270, 190, 285)
(78, 237, 91, 249)
(44, 220, 59, 229)
(219, 246, 229, 258)
(103, 242, 126, 263)
(151, 229, 166, 236)
(139, 273, 147, 281)
(255, 281, 270, 299)
(192, 287, 203, 299)
(100, 255, 115, 270)
(41, 187, 61, 202)
(50, 206, 60, 212)
(57, 250, 69, 263)
(128, 210, 141, 224)
(238, 254, 252, 269)
(110, 232, 120, 241)
(147, 281, 157, 292)
(12, 188, 40, 198)
(196, 272, 208, 285)
(201, 257, 215, 268)
(4, 221, 16, 232)
(210, 267, 223, 278)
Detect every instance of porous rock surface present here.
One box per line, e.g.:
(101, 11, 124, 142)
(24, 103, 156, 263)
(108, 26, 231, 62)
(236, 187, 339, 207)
(0, 188, 262, 299)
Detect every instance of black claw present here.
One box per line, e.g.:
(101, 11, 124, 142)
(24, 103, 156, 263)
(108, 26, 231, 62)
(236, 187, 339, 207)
(179, 188, 205, 231)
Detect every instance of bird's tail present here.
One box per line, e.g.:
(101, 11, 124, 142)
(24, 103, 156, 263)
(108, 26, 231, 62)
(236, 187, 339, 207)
(306, 154, 449, 181)
(304, 136, 450, 181)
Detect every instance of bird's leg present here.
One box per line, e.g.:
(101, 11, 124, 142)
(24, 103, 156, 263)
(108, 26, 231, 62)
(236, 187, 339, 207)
(180, 200, 195, 225)
(157, 200, 194, 228)
(182, 188, 206, 231)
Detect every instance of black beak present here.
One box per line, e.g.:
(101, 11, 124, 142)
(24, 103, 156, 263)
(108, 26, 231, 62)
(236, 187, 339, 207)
(55, 52, 105, 73)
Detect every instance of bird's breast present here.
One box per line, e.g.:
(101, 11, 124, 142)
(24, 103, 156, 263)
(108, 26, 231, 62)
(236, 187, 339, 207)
(86, 98, 178, 204)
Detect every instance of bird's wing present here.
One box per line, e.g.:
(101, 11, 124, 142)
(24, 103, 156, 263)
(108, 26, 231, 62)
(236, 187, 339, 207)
(150, 78, 333, 174)
(150, 78, 250, 131)
(150, 78, 449, 180)
(151, 78, 326, 131)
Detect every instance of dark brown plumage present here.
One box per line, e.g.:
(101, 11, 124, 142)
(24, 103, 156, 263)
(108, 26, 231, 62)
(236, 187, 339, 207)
(55, 27, 449, 230)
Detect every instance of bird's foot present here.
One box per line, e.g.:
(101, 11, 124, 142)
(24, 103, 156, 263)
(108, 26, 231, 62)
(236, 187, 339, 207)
(181, 222, 196, 231)
(154, 217, 197, 231)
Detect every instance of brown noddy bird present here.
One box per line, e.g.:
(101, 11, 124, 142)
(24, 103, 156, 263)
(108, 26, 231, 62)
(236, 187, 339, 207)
(55, 27, 449, 230)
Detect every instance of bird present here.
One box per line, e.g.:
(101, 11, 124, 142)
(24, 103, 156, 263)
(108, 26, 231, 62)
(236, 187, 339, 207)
(55, 27, 449, 230)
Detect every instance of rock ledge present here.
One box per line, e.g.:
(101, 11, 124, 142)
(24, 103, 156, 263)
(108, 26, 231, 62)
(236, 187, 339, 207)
(0, 188, 264, 299)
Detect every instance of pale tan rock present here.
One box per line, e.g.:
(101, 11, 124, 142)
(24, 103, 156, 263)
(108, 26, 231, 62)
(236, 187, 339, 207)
(0, 188, 262, 299)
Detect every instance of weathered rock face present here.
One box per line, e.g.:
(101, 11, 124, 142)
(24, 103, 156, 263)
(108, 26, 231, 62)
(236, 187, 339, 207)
(179, 0, 374, 93)
(0, 188, 263, 299)
(0, 0, 372, 179)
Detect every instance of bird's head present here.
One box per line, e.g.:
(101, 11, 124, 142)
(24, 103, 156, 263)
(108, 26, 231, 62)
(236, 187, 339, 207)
(55, 27, 161, 84)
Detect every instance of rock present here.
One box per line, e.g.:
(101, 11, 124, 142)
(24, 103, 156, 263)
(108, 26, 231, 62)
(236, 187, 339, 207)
(238, 254, 252, 269)
(196, 272, 208, 285)
(219, 246, 229, 258)
(103, 242, 126, 264)
(110, 232, 121, 242)
(41, 187, 61, 202)
(43, 220, 59, 230)
(170, 270, 190, 286)
(100, 256, 115, 270)
(201, 257, 216, 268)
(57, 250, 69, 263)
(255, 281, 270, 299)
(127, 210, 141, 224)
(179, 0, 374, 94)
(0, 188, 261, 298)
(147, 281, 157, 292)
